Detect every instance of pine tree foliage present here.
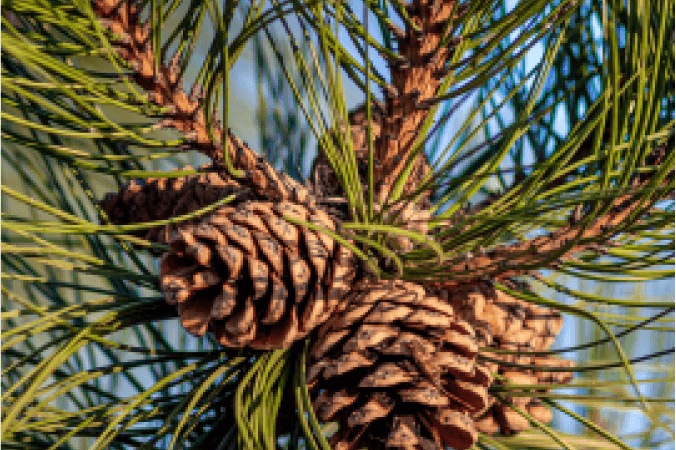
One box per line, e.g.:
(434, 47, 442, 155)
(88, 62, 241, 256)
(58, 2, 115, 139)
(1, 0, 674, 449)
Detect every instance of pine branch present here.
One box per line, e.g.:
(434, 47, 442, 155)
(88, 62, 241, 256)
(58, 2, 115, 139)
(426, 168, 672, 287)
(93, 0, 318, 206)
(376, 0, 468, 202)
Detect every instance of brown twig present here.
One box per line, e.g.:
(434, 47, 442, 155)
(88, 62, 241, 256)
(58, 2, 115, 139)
(93, 0, 317, 205)
(376, 0, 466, 202)
(426, 176, 671, 288)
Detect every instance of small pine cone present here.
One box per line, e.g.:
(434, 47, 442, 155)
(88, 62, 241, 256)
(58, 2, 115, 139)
(100, 164, 252, 246)
(480, 326, 574, 436)
(310, 101, 431, 207)
(308, 280, 492, 450)
(429, 281, 574, 436)
(480, 354, 574, 435)
(437, 281, 566, 352)
(159, 201, 354, 349)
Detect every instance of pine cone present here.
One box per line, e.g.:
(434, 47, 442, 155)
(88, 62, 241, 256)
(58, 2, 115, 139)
(100, 156, 323, 248)
(475, 354, 574, 435)
(430, 281, 574, 435)
(100, 163, 255, 246)
(477, 284, 573, 435)
(308, 280, 492, 450)
(311, 102, 431, 208)
(159, 201, 354, 349)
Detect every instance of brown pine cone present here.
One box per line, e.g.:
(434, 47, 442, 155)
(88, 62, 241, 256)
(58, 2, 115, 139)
(311, 102, 431, 208)
(159, 200, 354, 349)
(100, 163, 256, 246)
(100, 158, 323, 248)
(479, 284, 572, 435)
(475, 354, 574, 435)
(308, 280, 492, 450)
(430, 281, 574, 435)
(433, 281, 566, 355)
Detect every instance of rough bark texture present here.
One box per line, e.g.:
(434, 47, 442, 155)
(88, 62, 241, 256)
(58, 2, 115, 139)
(426, 173, 669, 288)
(310, 0, 470, 206)
(375, 0, 466, 203)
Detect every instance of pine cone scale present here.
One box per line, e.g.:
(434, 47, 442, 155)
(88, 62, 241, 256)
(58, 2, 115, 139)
(210, 216, 257, 256)
(446, 379, 490, 415)
(314, 388, 359, 421)
(259, 275, 287, 324)
(386, 415, 420, 448)
(359, 362, 416, 388)
(364, 302, 414, 323)
(348, 392, 396, 427)
(429, 409, 477, 450)
(324, 351, 375, 378)
(177, 299, 211, 336)
(343, 324, 401, 353)
(398, 382, 449, 408)
(311, 328, 351, 360)
(211, 283, 237, 319)
(251, 231, 283, 274)
(299, 289, 327, 333)
(216, 245, 244, 280)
